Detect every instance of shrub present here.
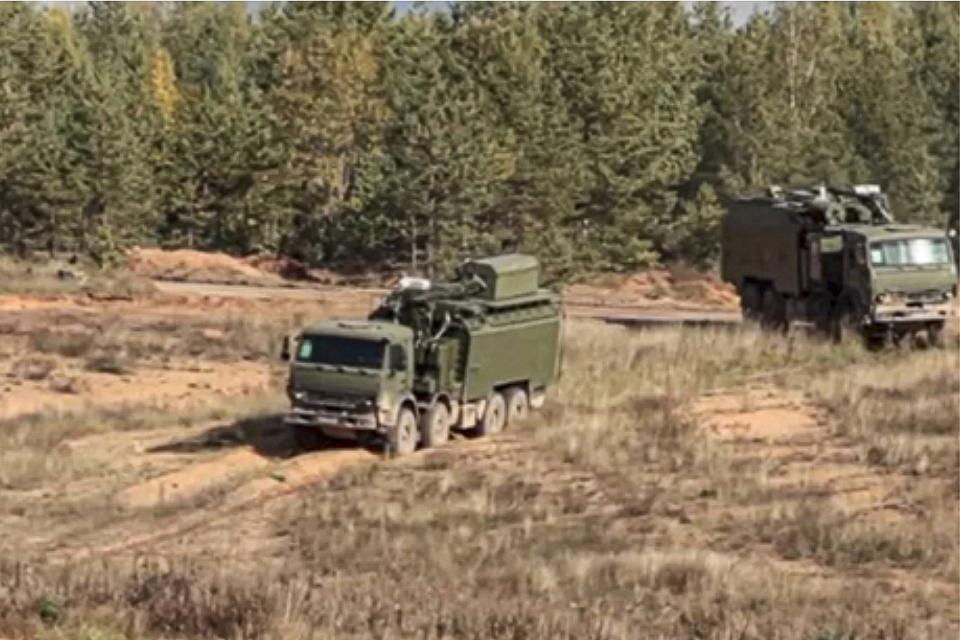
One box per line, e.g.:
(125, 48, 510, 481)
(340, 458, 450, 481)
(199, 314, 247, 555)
(84, 351, 133, 375)
(10, 357, 56, 381)
(29, 329, 97, 358)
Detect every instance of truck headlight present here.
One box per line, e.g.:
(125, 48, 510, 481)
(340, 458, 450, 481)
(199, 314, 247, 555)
(875, 293, 890, 304)
(945, 289, 955, 301)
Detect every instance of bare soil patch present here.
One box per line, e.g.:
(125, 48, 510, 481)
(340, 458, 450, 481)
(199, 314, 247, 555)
(127, 247, 280, 285)
(1, 361, 271, 421)
(566, 264, 738, 311)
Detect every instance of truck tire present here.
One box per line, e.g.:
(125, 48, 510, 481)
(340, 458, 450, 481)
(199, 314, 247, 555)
(830, 310, 858, 345)
(864, 333, 888, 351)
(761, 288, 786, 332)
(476, 392, 506, 437)
(504, 387, 529, 426)
(388, 407, 418, 455)
(929, 324, 945, 349)
(420, 402, 450, 448)
(740, 282, 762, 322)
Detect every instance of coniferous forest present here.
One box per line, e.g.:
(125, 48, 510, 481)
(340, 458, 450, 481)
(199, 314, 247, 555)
(0, 2, 956, 279)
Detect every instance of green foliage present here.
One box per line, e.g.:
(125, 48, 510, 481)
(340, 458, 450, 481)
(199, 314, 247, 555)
(36, 594, 65, 624)
(0, 2, 955, 277)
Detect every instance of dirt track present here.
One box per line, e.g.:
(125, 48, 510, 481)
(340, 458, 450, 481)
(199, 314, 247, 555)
(152, 279, 743, 326)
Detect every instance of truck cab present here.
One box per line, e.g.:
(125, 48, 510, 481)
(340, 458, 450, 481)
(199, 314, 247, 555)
(856, 227, 956, 337)
(284, 321, 417, 445)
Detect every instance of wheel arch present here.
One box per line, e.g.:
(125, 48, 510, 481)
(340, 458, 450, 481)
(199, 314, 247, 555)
(431, 392, 453, 413)
(390, 394, 419, 425)
(493, 379, 530, 395)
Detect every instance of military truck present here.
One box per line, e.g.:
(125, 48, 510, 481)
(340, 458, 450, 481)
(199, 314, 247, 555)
(721, 184, 956, 347)
(282, 254, 562, 454)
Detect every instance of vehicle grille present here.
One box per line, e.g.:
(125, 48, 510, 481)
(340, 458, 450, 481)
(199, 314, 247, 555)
(905, 290, 942, 302)
(299, 392, 370, 410)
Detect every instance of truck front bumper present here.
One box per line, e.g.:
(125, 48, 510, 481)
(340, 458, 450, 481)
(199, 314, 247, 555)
(868, 301, 952, 328)
(284, 406, 382, 432)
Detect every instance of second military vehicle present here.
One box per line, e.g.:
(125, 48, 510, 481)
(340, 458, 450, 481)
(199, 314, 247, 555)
(282, 254, 562, 454)
(721, 184, 956, 347)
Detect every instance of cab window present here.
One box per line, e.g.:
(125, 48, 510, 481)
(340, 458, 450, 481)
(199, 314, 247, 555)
(870, 238, 950, 267)
(296, 336, 385, 368)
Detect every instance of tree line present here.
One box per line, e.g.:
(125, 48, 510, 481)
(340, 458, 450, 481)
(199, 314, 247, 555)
(0, 2, 956, 280)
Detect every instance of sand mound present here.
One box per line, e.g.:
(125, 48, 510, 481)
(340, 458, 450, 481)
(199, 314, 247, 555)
(127, 248, 279, 284)
(615, 266, 738, 307)
(244, 253, 348, 285)
(566, 265, 739, 310)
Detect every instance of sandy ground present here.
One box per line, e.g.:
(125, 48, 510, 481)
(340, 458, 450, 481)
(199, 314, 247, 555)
(1, 361, 271, 421)
(693, 389, 907, 523)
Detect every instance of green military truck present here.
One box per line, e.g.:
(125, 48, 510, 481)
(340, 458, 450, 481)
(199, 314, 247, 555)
(721, 184, 956, 347)
(282, 254, 562, 454)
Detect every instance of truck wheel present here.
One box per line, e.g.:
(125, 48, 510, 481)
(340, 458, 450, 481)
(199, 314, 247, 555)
(504, 387, 529, 426)
(476, 392, 506, 437)
(740, 283, 762, 322)
(420, 402, 450, 448)
(929, 324, 945, 349)
(864, 333, 887, 351)
(388, 407, 418, 455)
(761, 289, 786, 332)
(830, 314, 857, 345)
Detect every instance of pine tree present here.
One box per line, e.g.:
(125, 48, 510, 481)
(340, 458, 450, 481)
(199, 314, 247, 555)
(67, 2, 159, 265)
(269, 2, 391, 264)
(158, 3, 280, 254)
(902, 2, 959, 227)
(450, 3, 586, 281)
(840, 3, 943, 224)
(0, 6, 87, 258)
(543, 3, 704, 271)
(373, 10, 515, 275)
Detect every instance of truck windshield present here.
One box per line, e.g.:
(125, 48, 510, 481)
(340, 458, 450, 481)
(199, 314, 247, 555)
(296, 335, 384, 369)
(869, 238, 950, 267)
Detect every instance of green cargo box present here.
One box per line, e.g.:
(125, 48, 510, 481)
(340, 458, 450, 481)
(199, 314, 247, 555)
(461, 254, 539, 301)
(460, 293, 562, 401)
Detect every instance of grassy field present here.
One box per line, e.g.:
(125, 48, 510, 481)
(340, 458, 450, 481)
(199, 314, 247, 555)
(0, 306, 956, 639)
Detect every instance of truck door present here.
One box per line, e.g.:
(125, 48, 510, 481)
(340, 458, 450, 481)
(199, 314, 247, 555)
(806, 233, 822, 286)
(820, 234, 844, 291)
(842, 235, 870, 307)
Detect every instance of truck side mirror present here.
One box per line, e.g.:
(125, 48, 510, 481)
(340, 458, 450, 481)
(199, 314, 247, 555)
(280, 336, 291, 362)
(388, 344, 406, 374)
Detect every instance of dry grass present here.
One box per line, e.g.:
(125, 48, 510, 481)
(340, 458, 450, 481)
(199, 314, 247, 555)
(29, 329, 98, 358)
(806, 348, 959, 474)
(1, 319, 956, 639)
(18, 313, 294, 365)
(9, 356, 57, 381)
(0, 256, 156, 298)
(0, 392, 286, 490)
(751, 494, 957, 571)
(534, 322, 867, 481)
